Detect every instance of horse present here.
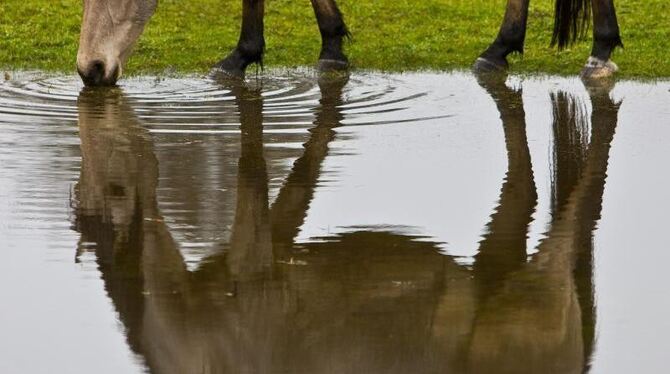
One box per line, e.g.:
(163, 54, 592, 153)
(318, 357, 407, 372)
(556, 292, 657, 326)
(76, 0, 622, 86)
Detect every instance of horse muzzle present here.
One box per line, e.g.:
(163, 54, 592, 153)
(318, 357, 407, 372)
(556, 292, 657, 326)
(77, 58, 121, 86)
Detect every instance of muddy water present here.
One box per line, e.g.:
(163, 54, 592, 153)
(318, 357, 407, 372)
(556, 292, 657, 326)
(0, 70, 669, 373)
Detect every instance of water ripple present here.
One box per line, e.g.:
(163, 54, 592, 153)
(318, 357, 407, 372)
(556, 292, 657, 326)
(1, 71, 448, 131)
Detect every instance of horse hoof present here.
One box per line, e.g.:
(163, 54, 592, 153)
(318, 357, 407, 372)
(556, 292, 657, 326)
(211, 48, 263, 79)
(472, 57, 508, 74)
(211, 57, 246, 79)
(317, 59, 349, 72)
(580, 57, 618, 80)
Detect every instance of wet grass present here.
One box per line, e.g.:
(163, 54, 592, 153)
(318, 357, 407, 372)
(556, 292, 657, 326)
(1, 0, 669, 78)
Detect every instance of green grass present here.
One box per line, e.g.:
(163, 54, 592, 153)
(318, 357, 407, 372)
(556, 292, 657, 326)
(1, 0, 669, 78)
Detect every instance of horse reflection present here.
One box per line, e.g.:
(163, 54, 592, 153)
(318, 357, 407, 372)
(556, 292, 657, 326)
(73, 75, 620, 373)
(464, 77, 619, 373)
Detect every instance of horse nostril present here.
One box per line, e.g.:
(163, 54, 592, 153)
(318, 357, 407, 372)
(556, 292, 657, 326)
(78, 60, 118, 86)
(78, 59, 105, 86)
(91, 60, 104, 76)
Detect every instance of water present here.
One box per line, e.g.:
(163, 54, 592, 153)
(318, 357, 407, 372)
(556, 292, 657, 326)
(1, 70, 669, 373)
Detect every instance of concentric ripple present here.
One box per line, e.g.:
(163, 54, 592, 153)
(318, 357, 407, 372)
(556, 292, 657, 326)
(1, 70, 448, 132)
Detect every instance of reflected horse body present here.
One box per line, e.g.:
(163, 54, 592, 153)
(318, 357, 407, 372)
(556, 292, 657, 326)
(76, 0, 622, 86)
(73, 76, 620, 373)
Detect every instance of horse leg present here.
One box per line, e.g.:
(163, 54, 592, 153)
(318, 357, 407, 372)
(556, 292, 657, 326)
(214, 0, 265, 77)
(310, 0, 350, 71)
(473, 0, 530, 73)
(581, 0, 623, 79)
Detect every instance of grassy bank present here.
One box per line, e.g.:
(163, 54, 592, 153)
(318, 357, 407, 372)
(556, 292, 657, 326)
(1, 0, 669, 78)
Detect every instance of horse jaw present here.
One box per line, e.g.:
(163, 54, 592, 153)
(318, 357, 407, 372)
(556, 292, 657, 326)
(77, 0, 157, 86)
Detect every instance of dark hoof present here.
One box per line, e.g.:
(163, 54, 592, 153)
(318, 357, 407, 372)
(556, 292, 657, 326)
(580, 57, 618, 80)
(209, 66, 245, 81)
(317, 59, 349, 72)
(211, 58, 246, 79)
(472, 57, 508, 74)
(211, 49, 262, 79)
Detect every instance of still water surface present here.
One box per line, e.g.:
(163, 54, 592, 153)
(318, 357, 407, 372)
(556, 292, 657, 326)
(0, 70, 669, 373)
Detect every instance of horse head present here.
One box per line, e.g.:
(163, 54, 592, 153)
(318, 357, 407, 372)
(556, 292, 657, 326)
(77, 0, 157, 86)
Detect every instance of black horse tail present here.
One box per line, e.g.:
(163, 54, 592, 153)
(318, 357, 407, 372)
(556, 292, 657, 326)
(551, 0, 591, 49)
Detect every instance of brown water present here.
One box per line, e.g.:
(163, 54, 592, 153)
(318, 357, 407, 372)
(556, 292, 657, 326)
(1, 70, 669, 374)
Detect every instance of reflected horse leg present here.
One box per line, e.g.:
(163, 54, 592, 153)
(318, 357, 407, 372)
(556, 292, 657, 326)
(310, 0, 350, 71)
(228, 85, 274, 278)
(214, 0, 266, 77)
(472, 75, 538, 299)
(581, 0, 623, 79)
(474, 0, 531, 73)
(270, 75, 348, 257)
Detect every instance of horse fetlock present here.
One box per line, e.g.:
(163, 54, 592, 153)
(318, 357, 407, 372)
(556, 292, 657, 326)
(593, 28, 623, 49)
(237, 39, 265, 62)
(580, 57, 618, 79)
(591, 32, 623, 61)
(497, 27, 526, 56)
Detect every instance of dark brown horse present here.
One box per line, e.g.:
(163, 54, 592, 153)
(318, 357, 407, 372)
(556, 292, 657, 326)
(77, 0, 622, 85)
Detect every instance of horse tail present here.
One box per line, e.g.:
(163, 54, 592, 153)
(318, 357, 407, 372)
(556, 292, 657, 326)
(551, 0, 591, 49)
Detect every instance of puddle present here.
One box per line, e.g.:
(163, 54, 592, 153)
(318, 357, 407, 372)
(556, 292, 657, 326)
(1, 70, 669, 373)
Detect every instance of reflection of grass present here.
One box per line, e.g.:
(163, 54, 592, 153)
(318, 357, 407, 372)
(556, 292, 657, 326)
(1, 0, 668, 77)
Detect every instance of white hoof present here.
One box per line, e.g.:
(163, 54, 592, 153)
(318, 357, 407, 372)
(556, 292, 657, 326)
(580, 57, 618, 79)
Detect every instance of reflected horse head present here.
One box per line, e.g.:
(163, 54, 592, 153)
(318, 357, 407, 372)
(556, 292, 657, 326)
(74, 87, 158, 244)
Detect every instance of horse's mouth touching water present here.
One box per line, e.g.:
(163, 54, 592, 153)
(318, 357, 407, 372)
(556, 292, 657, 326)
(76, 0, 622, 84)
